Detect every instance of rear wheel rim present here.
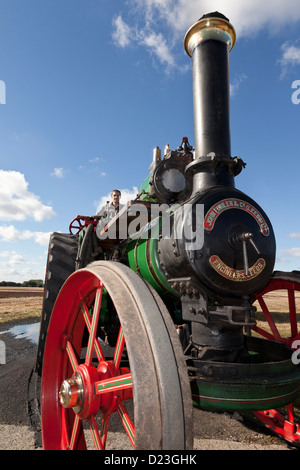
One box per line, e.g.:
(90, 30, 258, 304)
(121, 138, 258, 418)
(252, 274, 300, 446)
(252, 277, 300, 347)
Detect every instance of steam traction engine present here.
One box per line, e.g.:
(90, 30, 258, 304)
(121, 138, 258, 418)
(35, 13, 300, 449)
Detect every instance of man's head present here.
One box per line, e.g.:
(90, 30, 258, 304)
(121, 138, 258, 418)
(111, 189, 121, 207)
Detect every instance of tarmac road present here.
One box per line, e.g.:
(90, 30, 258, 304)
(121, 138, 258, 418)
(0, 318, 294, 451)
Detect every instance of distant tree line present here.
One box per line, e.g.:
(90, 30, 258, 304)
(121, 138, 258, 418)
(0, 279, 44, 287)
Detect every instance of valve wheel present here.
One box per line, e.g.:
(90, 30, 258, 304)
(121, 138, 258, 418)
(251, 272, 300, 447)
(69, 216, 85, 235)
(41, 261, 193, 450)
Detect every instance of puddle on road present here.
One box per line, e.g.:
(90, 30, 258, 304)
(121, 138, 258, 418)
(0, 323, 40, 344)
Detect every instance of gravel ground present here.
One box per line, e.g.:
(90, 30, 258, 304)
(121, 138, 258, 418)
(0, 317, 296, 451)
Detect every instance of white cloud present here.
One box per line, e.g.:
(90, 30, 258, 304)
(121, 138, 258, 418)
(278, 41, 300, 78)
(29, 231, 51, 246)
(0, 251, 25, 266)
(0, 225, 51, 246)
(140, 31, 175, 70)
(112, 15, 134, 48)
(0, 170, 55, 222)
(230, 73, 247, 96)
(131, 0, 300, 37)
(289, 232, 300, 238)
(279, 234, 300, 262)
(51, 167, 65, 178)
(0, 265, 45, 283)
(275, 256, 288, 264)
(0, 250, 46, 283)
(113, 1, 300, 73)
(95, 186, 139, 213)
(281, 247, 300, 258)
(8, 253, 26, 266)
(281, 43, 300, 65)
(112, 15, 175, 72)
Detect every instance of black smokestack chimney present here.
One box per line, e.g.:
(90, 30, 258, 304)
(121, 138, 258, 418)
(184, 13, 240, 192)
(184, 12, 235, 158)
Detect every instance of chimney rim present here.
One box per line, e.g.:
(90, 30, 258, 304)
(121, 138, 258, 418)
(184, 14, 236, 57)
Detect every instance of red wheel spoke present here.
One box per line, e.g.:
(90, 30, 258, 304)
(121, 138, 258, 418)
(85, 286, 103, 365)
(88, 416, 104, 450)
(117, 399, 135, 447)
(114, 327, 125, 370)
(66, 340, 79, 372)
(69, 414, 82, 450)
(100, 416, 110, 449)
(288, 288, 298, 338)
(81, 301, 105, 362)
(95, 372, 132, 395)
(251, 325, 279, 342)
(257, 295, 281, 340)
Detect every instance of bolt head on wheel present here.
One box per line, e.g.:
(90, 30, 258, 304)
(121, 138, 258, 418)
(59, 365, 102, 420)
(59, 373, 83, 412)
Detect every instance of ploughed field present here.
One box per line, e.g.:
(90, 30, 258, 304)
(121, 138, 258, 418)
(253, 290, 300, 339)
(0, 286, 299, 332)
(0, 287, 43, 323)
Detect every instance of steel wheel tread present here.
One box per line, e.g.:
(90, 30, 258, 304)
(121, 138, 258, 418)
(36, 232, 78, 375)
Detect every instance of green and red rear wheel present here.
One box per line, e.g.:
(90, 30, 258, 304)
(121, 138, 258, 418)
(41, 261, 193, 450)
(252, 272, 300, 447)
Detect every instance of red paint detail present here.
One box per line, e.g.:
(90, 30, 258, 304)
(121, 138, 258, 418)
(204, 198, 269, 236)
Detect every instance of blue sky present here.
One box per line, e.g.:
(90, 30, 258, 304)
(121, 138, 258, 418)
(0, 0, 300, 283)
